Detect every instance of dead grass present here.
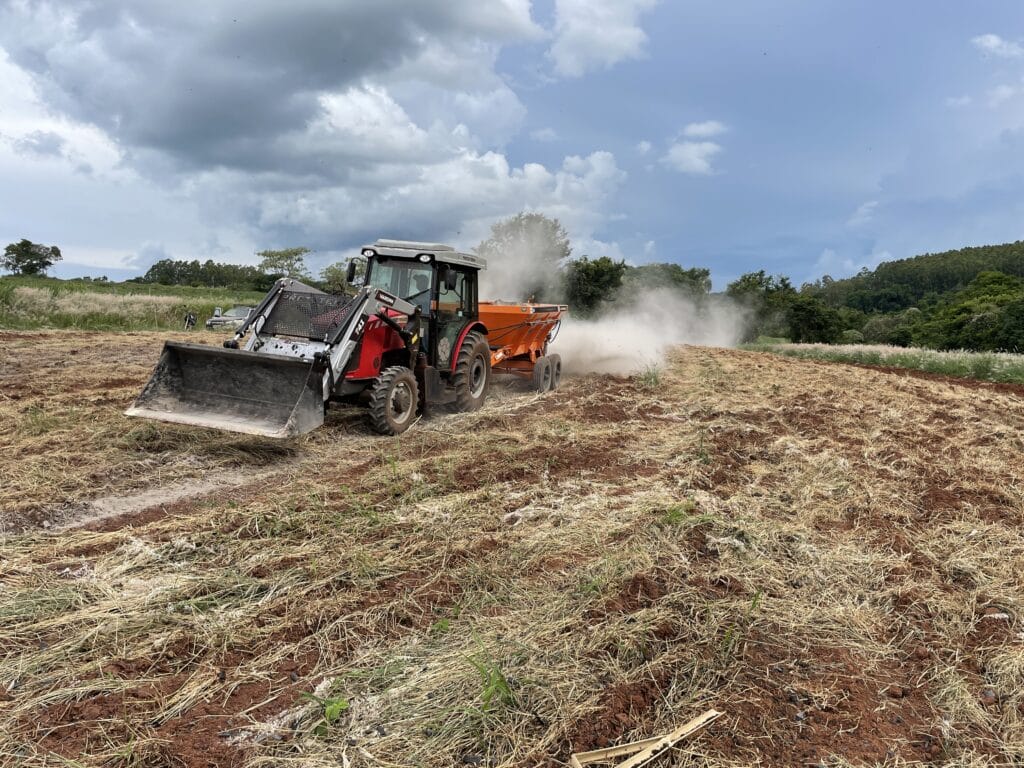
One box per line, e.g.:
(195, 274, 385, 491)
(1, 334, 1023, 766)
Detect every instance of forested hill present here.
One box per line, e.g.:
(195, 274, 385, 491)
(805, 240, 1024, 312)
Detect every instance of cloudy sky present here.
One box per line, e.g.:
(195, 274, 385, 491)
(1, 1, 1023, 287)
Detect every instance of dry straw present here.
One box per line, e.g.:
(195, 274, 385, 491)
(1, 333, 1022, 766)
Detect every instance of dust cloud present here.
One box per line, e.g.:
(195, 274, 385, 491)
(478, 236, 563, 303)
(553, 288, 747, 374)
(478, 237, 747, 375)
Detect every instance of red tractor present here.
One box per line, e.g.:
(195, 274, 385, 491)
(128, 240, 566, 437)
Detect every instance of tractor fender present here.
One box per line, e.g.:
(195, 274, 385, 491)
(450, 321, 488, 372)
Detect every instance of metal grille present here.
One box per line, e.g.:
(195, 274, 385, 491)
(261, 291, 357, 339)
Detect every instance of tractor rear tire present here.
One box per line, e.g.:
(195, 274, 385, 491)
(532, 357, 552, 392)
(368, 366, 419, 435)
(453, 331, 491, 412)
(548, 354, 562, 389)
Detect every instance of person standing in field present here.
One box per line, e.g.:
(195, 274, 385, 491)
(184, 311, 197, 330)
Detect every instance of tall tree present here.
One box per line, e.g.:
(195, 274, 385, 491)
(786, 296, 842, 343)
(726, 270, 796, 340)
(320, 261, 357, 295)
(475, 212, 571, 300)
(564, 256, 627, 315)
(622, 263, 712, 297)
(476, 212, 571, 265)
(257, 247, 311, 279)
(2, 239, 62, 275)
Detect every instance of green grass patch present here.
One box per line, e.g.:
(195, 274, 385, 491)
(0, 275, 263, 331)
(634, 363, 661, 390)
(745, 342, 1024, 385)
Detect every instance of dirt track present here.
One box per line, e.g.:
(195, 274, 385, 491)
(1, 331, 1023, 767)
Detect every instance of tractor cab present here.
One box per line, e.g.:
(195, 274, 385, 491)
(349, 240, 486, 370)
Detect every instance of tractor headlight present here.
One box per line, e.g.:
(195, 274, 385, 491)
(417, 253, 432, 263)
(362, 249, 375, 257)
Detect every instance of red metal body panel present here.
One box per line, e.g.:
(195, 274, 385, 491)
(344, 316, 406, 380)
(344, 303, 567, 383)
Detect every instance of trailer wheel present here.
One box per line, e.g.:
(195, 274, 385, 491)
(532, 357, 552, 392)
(453, 331, 491, 412)
(548, 354, 562, 389)
(368, 366, 419, 435)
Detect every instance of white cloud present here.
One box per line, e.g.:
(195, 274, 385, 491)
(811, 248, 890, 280)
(548, 0, 659, 78)
(0, 50, 126, 180)
(971, 33, 1024, 58)
(945, 95, 972, 108)
(575, 237, 627, 262)
(987, 83, 1020, 106)
(210, 147, 628, 271)
(683, 120, 727, 138)
(0, 2, 637, 277)
(635, 140, 652, 155)
(303, 86, 438, 162)
(0, 0, 541, 172)
(661, 141, 722, 175)
(846, 200, 878, 227)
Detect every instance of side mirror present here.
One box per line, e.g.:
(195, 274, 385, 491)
(443, 266, 458, 291)
(345, 260, 358, 284)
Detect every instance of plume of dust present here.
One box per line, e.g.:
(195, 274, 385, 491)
(553, 288, 748, 375)
(475, 231, 747, 374)
(478, 231, 563, 302)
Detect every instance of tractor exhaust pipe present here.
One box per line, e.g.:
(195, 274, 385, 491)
(125, 342, 325, 438)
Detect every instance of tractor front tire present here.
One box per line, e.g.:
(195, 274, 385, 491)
(453, 331, 491, 412)
(532, 357, 552, 392)
(368, 366, 419, 435)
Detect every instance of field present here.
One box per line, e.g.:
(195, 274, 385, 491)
(0, 276, 264, 331)
(1, 331, 1023, 767)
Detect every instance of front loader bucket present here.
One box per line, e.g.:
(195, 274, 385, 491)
(126, 342, 324, 438)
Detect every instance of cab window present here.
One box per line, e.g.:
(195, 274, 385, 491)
(437, 267, 477, 317)
(438, 269, 466, 316)
(367, 258, 433, 313)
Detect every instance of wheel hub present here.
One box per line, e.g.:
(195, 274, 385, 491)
(390, 382, 413, 422)
(470, 357, 487, 397)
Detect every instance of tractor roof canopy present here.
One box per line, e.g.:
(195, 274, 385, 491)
(364, 239, 486, 271)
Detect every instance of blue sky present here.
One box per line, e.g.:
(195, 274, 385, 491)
(1, 1, 1022, 288)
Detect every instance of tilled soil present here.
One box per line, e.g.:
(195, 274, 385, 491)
(1, 332, 1023, 767)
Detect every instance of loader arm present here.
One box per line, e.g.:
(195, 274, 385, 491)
(224, 278, 290, 347)
(126, 285, 418, 438)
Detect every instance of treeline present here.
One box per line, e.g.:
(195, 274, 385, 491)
(737, 241, 1024, 351)
(15, 216, 1022, 352)
(133, 259, 270, 291)
(804, 241, 1024, 313)
(132, 249, 350, 294)
(564, 257, 712, 313)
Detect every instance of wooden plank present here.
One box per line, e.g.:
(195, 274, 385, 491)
(569, 737, 662, 766)
(568, 709, 723, 768)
